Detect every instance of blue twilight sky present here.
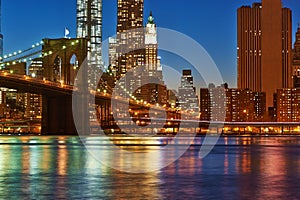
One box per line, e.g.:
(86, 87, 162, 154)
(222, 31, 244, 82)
(2, 0, 300, 89)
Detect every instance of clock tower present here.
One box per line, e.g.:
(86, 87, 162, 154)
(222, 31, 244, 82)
(145, 12, 158, 74)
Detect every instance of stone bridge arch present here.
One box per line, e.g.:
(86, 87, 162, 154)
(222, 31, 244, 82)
(43, 38, 88, 85)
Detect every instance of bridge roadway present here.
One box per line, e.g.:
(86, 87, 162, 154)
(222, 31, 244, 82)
(0, 71, 170, 134)
(2, 72, 298, 135)
(0, 72, 116, 134)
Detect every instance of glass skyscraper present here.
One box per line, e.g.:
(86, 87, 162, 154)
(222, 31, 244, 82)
(77, 0, 102, 69)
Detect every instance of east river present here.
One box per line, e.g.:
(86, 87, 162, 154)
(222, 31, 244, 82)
(0, 136, 300, 199)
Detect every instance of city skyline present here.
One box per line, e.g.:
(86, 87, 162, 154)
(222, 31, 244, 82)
(2, 0, 300, 88)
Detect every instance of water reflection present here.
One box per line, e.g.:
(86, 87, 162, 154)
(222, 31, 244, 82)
(0, 136, 298, 199)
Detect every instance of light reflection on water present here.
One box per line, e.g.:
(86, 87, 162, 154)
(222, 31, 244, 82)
(0, 136, 299, 199)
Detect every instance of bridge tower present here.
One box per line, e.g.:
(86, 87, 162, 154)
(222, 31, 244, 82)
(43, 38, 88, 85)
(42, 38, 89, 134)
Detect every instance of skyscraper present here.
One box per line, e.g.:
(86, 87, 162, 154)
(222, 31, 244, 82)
(145, 12, 158, 75)
(116, 0, 144, 78)
(237, 0, 292, 109)
(178, 70, 199, 116)
(77, 0, 102, 67)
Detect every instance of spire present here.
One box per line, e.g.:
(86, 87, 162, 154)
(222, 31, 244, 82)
(148, 11, 154, 24)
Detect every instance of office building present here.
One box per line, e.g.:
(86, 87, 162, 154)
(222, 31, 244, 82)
(77, 0, 102, 62)
(77, 0, 102, 86)
(200, 85, 266, 122)
(108, 37, 118, 67)
(237, 0, 292, 109)
(116, 0, 144, 78)
(200, 85, 226, 122)
(275, 88, 300, 122)
(178, 70, 199, 115)
(145, 12, 158, 75)
(131, 12, 167, 105)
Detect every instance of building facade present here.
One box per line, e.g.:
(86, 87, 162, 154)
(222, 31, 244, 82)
(108, 37, 118, 68)
(77, 0, 102, 63)
(77, 0, 102, 88)
(275, 88, 300, 122)
(116, 0, 144, 79)
(145, 12, 158, 75)
(237, 0, 292, 109)
(178, 70, 199, 115)
(200, 85, 266, 122)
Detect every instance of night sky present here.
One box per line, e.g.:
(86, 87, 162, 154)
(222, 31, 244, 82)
(2, 0, 300, 88)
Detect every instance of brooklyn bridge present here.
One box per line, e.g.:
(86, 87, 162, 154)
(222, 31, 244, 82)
(0, 37, 183, 135)
(0, 37, 300, 135)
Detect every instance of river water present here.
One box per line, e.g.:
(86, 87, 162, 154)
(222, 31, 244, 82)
(0, 136, 300, 199)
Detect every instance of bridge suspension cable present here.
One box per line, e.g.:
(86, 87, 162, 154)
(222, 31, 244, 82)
(0, 50, 42, 67)
(0, 39, 145, 103)
(0, 41, 43, 61)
